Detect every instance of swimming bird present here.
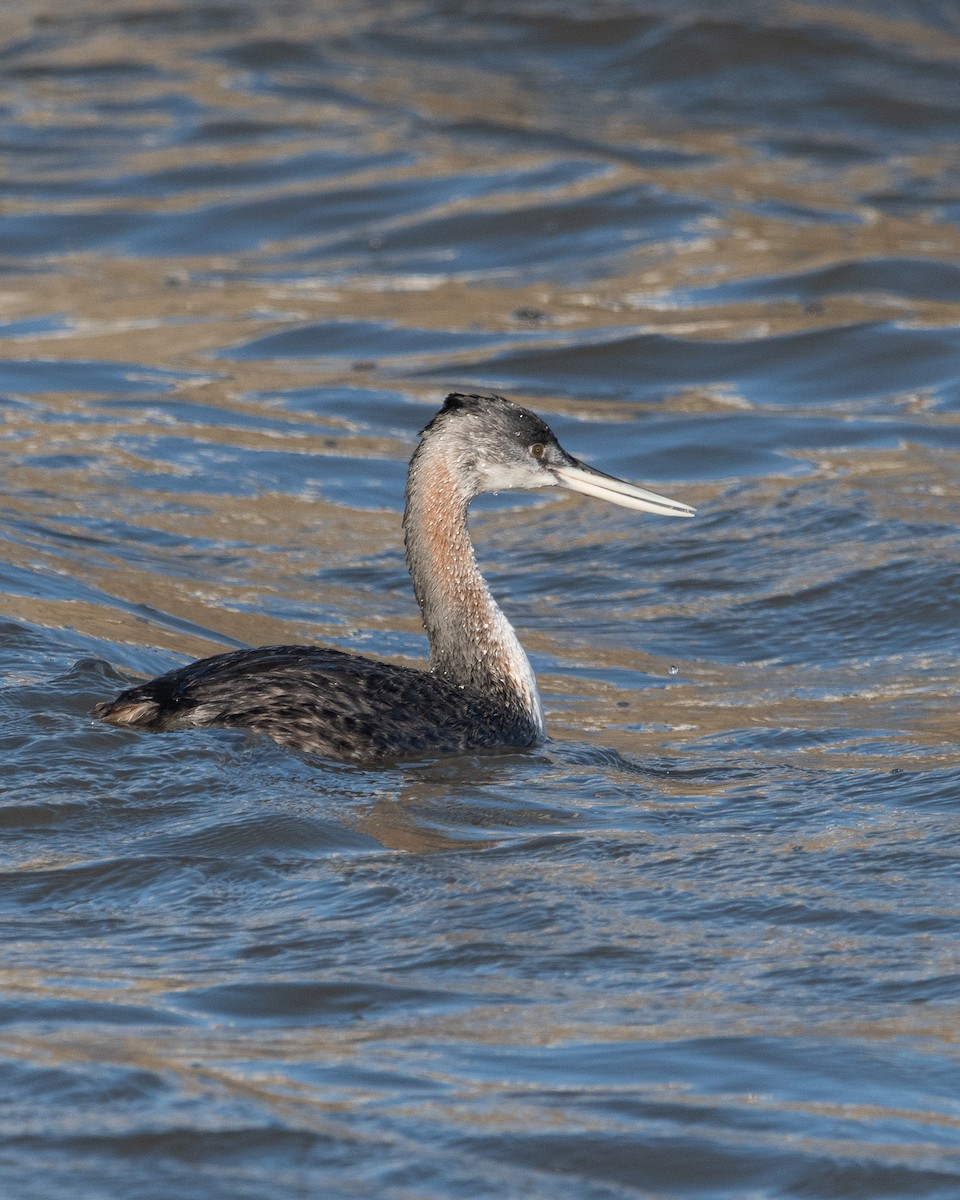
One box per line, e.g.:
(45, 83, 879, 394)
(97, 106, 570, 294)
(93, 392, 694, 761)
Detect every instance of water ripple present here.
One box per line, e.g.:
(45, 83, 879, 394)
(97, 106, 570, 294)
(0, 3, 958, 1198)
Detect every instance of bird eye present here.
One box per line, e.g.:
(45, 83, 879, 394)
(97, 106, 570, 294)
(529, 443, 545, 459)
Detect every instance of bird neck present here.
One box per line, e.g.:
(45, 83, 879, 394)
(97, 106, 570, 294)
(403, 441, 544, 733)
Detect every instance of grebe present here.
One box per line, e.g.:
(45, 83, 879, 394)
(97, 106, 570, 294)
(93, 393, 694, 761)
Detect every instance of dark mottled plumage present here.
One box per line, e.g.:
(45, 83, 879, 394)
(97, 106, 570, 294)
(93, 392, 694, 762)
(93, 644, 536, 761)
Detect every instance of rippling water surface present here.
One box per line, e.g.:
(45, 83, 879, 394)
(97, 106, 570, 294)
(2, 1, 959, 1196)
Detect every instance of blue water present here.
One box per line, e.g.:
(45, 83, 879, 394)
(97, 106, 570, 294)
(1, 2, 959, 1197)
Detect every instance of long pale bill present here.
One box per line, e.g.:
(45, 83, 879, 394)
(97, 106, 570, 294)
(553, 460, 695, 517)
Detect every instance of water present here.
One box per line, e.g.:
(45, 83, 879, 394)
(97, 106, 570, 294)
(1, 1, 959, 1196)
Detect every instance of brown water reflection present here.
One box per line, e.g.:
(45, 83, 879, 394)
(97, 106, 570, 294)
(2, 3, 960, 1199)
